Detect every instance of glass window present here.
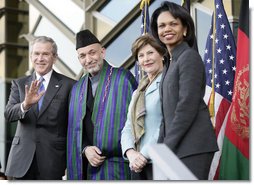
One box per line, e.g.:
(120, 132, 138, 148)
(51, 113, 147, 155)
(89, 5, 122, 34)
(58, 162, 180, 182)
(39, 0, 84, 33)
(196, 8, 212, 59)
(29, 5, 41, 32)
(99, 0, 140, 23)
(104, 18, 139, 67)
(105, 0, 181, 67)
(34, 18, 82, 75)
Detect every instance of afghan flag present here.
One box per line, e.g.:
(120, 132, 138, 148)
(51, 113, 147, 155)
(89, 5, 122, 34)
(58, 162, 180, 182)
(219, 0, 249, 179)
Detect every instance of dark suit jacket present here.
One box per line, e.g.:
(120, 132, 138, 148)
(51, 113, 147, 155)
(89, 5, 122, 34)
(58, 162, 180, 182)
(4, 70, 76, 179)
(158, 42, 218, 175)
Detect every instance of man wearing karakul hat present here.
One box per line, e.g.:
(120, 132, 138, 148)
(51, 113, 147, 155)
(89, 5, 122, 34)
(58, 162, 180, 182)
(67, 29, 137, 180)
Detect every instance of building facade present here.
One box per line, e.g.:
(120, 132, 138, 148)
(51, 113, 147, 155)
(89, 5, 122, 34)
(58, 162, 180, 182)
(0, 0, 241, 173)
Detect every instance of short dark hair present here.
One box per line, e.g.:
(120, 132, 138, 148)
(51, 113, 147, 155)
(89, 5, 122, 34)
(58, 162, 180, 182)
(131, 34, 166, 60)
(150, 1, 195, 47)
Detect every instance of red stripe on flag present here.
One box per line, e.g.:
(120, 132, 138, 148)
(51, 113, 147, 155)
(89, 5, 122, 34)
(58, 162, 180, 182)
(215, 99, 231, 137)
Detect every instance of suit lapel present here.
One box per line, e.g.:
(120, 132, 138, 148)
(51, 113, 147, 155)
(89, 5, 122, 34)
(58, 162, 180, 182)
(38, 71, 62, 118)
(160, 64, 168, 99)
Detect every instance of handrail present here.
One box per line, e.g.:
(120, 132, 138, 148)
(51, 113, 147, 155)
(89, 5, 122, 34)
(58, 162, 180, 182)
(148, 144, 198, 180)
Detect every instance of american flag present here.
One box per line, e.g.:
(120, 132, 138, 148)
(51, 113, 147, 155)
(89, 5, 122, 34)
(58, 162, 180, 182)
(134, 0, 150, 82)
(202, 0, 236, 180)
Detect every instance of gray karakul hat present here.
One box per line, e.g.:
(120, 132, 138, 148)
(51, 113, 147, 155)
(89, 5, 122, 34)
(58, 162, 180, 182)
(76, 29, 101, 50)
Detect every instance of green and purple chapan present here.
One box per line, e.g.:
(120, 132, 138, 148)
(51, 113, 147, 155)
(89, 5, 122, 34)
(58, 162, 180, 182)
(67, 61, 137, 180)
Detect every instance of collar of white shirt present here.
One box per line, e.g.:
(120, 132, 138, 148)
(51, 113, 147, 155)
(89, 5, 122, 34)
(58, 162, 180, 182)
(36, 70, 53, 90)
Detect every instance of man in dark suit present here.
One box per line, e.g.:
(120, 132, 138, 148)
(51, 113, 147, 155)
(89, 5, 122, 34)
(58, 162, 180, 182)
(4, 36, 76, 180)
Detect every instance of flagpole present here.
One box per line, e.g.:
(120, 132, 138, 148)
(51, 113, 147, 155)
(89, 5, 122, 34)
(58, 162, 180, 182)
(136, 0, 150, 82)
(143, 2, 147, 34)
(209, 3, 217, 127)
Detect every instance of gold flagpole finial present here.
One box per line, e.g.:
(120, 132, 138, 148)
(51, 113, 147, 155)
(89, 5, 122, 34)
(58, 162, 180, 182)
(140, 0, 150, 10)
